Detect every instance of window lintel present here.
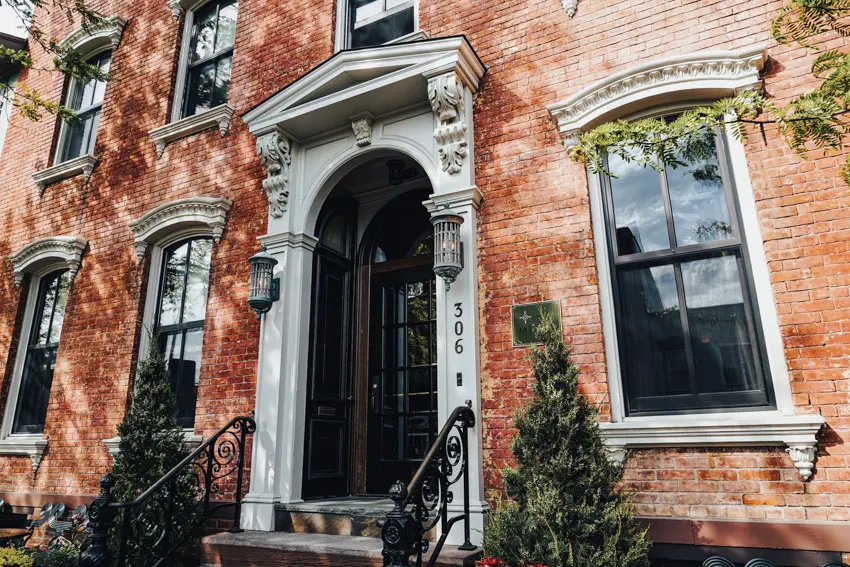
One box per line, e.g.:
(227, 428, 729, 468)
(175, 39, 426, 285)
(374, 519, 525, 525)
(58, 14, 128, 60)
(9, 235, 87, 287)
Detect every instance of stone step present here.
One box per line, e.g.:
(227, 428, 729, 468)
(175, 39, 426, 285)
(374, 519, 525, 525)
(200, 531, 480, 567)
(274, 497, 395, 537)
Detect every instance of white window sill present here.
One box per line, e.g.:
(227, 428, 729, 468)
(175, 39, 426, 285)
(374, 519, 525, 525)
(32, 154, 98, 195)
(103, 430, 203, 458)
(0, 434, 49, 473)
(149, 104, 235, 158)
(600, 411, 825, 480)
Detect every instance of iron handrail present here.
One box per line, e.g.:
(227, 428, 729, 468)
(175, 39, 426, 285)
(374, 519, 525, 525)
(382, 403, 476, 567)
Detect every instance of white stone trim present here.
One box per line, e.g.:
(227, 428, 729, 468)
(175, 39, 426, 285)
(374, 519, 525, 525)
(350, 112, 374, 147)
(10, 235, 87, 286)
(548, 44, 767, 147)
(562, 0, 578, 17)
(0, 435, 49, 473)
(256, 127, 292, 218)
(149, 104, 235, 158)
(129, 196, 232, 262)
(32, 154, 98, 195)
(103, 431, 203, 458)
(58, 14, 128, 60)
(334, 0, 420, 52)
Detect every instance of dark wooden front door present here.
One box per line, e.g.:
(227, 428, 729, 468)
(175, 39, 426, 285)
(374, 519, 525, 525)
(366, 262, 438, 494)
(303, 207, 355, 499)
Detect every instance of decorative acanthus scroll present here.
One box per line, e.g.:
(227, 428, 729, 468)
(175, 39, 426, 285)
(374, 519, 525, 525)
(351, 113, 373, 147)
(256, 129, 292, 218)
(428, 73, 468, 175)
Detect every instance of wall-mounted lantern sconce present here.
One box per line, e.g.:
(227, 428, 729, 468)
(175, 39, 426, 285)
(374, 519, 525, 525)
(248, 246, 280, 319)
(430, 206, 464, 291)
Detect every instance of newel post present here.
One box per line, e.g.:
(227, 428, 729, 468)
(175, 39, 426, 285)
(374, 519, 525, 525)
(80, 474, 117, 567)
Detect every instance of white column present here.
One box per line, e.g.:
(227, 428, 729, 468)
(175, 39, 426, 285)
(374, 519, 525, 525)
(241, 231, 317, 531)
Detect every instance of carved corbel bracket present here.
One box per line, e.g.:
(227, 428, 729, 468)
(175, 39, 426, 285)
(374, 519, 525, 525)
(562, 0, 578, 17)
(351, 112, 374, 147)
(786, 443, 817, 481)
(428, 73, 469, 175)
(256, 128, 292, 218)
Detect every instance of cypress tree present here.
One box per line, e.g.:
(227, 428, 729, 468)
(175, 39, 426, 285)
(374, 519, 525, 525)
(483, 318, 651, 567)
(110, 342, 198, 566)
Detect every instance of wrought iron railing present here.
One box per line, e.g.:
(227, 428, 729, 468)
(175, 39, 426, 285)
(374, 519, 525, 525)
(381, 403, 477, 567)
(79, 415, 256, 567)
(704, 558, 850, 567)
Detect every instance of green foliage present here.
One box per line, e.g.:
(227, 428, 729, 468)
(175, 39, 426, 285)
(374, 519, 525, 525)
(572, 0, 850, 188)
(109, 342, 199, 566)
(1, 0, 110, 121)
(0, 547, 33, 567)
(483, 318, 651, 567)
(30, 546, 80, 567)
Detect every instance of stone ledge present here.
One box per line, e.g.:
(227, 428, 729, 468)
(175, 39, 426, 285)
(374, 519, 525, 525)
(149, 104, 235, 158)
(32, 154, 98, 195)
(103, 431, 203, 458)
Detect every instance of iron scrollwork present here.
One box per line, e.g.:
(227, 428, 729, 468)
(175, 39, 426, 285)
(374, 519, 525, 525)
(382, 405, 476, 567)
(81, 415, 255, 567)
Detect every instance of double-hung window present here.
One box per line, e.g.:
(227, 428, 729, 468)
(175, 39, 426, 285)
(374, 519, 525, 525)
(181, 0, 237, 119)
(57, 51, 111, 163)
(600, 128, 773, 415)
(153, 237, 212, 428)
(12, 270, 70, 434)
(348, 0, 414, 48)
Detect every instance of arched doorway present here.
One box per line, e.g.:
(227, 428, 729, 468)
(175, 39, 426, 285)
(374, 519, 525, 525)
(302, 157, 436, 499)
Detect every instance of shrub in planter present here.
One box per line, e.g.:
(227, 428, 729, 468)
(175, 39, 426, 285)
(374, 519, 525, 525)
(482, 318, 651, 567)
(0, 547, 33, 567)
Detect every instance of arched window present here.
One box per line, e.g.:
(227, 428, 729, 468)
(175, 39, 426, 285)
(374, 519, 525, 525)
(12, 269, 71, 434)
(153, 237, 213, 428)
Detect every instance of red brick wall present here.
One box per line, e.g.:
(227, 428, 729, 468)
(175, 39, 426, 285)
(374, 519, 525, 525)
(0, 0, 848, 532)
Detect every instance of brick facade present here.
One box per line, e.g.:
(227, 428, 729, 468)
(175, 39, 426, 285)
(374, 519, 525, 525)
(1, 0, 849, 556)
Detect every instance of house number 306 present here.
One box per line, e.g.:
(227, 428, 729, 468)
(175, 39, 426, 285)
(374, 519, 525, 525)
(454, 303, 464, 354)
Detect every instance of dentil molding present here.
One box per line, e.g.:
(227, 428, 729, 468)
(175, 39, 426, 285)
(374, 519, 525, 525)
(129, 196, 232, 262)
(10, 235, 88, 286)
(547, 44, 768, 148)
(428, 72, 468, 175)
(33, 154, 98, 195)
(149, 104, 235, 159)
(256, 128, 292, 218)
(350, 112, 374, 147)
(58, 14, 128, 59)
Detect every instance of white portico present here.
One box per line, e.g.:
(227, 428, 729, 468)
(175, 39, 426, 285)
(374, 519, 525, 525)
(239, 36, 487, 545)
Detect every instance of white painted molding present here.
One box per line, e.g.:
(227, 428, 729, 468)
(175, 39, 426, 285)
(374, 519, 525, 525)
(258, 231, 318, 254)
(149, 104, 235, 158)
(10, 236, 87, 286)
(58, 15, 128, 59)
(103, 431, 203, 458)
(256, 127, 292, 218)
(129, 196, 232, 262)
(350, 112, 374, 147)
(428, 73, 468, 175)
(600, 412, 824, 480)
(547, 44, 767, 147)
(0, 435, 49, 473)
(32, 154, 98, 195)
(562, 0, 578, 17)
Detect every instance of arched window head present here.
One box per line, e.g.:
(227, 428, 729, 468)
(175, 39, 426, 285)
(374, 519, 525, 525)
(10, 236, 87, 287)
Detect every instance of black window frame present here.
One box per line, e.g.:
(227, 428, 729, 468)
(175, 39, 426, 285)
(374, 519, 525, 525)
(153, 237, 213, 429)
(599, 125, 776, 416)
(11, 269, 71, 434)
(181, 0, 238, 119)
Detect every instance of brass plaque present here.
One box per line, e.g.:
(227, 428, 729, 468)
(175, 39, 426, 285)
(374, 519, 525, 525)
(511, 301, 562, 347)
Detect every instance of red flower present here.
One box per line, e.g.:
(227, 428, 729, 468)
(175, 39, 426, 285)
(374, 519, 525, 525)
(478, 557, 503, 567)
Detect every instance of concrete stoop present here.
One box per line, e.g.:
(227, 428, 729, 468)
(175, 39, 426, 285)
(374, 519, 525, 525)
(200, 531, 480, 567)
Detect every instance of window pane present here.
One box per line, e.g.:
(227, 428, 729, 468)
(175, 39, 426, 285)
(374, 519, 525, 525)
(81, 108, 101, 156)
(91, 53, 111, 106)
(176, 328, 202, 428)
(185, 61, 215, 117)
(48, 271, 70, 344)
(192, 4, 217, 62)
(618, 264, 690, 399)
(61, 119, 86, 162)
(355, 0, 383, 22)
(667, 134, 733, 246)
(182, 239, 212, 323)
(12, 346, 57, 434)
(214, 0, 238, 52)
(212, 56, 232, 108)
(608, 152, 670, 255)
(350, 5, 413, 48)
(159, 242, 189, 327)
(681, 253, 760, 394)
(36, 275, 59, 345)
